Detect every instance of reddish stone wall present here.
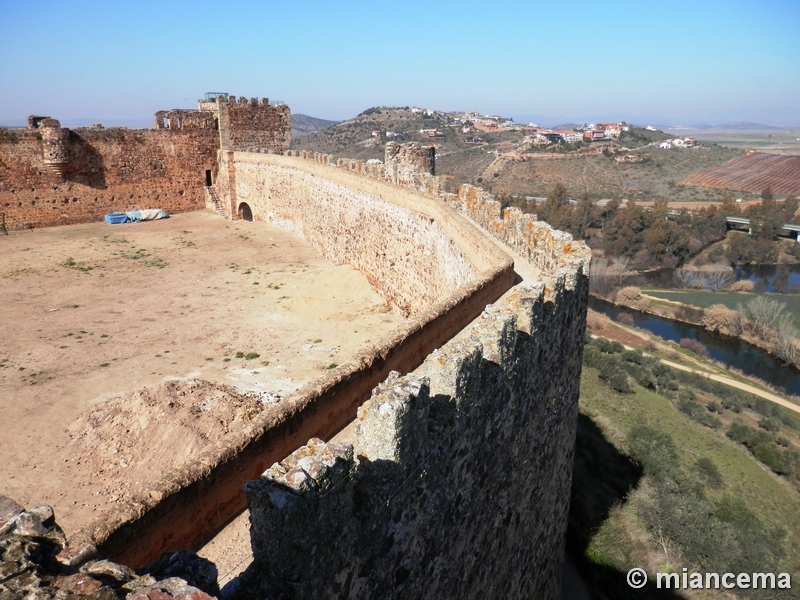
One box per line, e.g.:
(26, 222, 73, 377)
(0, 126, 218, 230)
(206, 97, 291, 153)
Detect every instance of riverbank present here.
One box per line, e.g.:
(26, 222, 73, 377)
(595, 289, 800, 369)
(589, 294, 800, 396)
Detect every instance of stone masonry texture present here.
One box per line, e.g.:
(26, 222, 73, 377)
(0, 495, 218, 599)
(241, 263, 589, 600)
(0, 94, 289, 231)
(232, 158, 477, 316)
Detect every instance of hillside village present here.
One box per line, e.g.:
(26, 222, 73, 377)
(294, 105, 739, 202)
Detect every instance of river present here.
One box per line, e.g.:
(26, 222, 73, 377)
(589, 296, 800, 396)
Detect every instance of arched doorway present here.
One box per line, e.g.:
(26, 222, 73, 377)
(238, 203, 253, 222)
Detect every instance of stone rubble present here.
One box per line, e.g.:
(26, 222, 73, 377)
(0, 496, 218, 600)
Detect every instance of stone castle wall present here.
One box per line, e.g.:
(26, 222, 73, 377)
(0, 124, 217, 230)
(198, 96, 291, 153)
(229, 145, 591, 599)
(232, 153, 484, 316)
(241, 266, 588, 599)
(0, 93, 290, 231)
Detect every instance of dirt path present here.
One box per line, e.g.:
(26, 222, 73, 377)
(588, 331, 800, 415)
(659, 358, 800, 415)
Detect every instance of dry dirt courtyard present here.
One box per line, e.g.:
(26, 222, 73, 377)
(0, 210, 405, 534)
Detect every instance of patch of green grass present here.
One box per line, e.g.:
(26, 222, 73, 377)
(61, 257, 94, 273)
(223, 357, 231, 363)
(244, 352, 260, 360)
(100, 334, 109, 338)
(99, 363, 110, 368)
(326, 363, 338, 369)
(577, 366, 800, 582)
(119, 247, 167, 269)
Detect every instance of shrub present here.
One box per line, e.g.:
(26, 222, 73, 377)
(720, 396, 743, 413)
(593, 338, 624, 354)
(617, 312, 635, 326)
(726, 420, 772, 448)
(626, 426, 678, 478)
(621, 349, 646, 365)
(678, 398, 721, 428)
(753, 443, 787, 474)
(729, 279, 755, 292)
(605, 369, 632, 393)
(758, 417, 782, 433)
(621, 362, 656, 390)
(694, 457, 724, 489)
(702, 304, 739, 334)
(679, 337, 710, 357)
(616, 286, 641, 305)
(678, 397, 702, 416)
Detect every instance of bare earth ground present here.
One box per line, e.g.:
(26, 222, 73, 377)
(0, 211, 404, 534)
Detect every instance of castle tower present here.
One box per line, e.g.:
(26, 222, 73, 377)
(39, 118, 71, 177)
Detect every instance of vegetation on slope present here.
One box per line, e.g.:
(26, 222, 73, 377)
(570, 336, 800, 598)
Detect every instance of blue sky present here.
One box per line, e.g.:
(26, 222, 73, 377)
(1, 0, 798, 126)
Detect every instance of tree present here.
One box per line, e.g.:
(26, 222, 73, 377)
(739, 296, 786, 339)
(783, 195, 799, 223)
(644, 219, 690, 259)
(602, 202, 650, 257)
(761, 186, 773, 201)
(700, 266, 735, 291)
(568, 192, 596, 239)
(589, 258, 614, 296)
(539, 182, 568, 224)
(675, 268, 701, 289)
(775, 313, 798, 364)
(728, 233, 755, 264)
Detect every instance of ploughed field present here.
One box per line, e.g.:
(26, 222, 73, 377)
(680, 152, 800, 195)
(0, 211, 404, 534)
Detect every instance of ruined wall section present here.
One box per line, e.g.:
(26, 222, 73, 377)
(242, 263, 589, 600)
(384, 141, 436, 185)
(200, 96, 291, 153)
(0, 125, 218, 230)
(233, 156, 479, 316)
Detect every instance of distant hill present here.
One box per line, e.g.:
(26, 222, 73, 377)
(669, 122, 784, 131)
(291, 114, 339, 137)
(291, 106, 469, 162)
